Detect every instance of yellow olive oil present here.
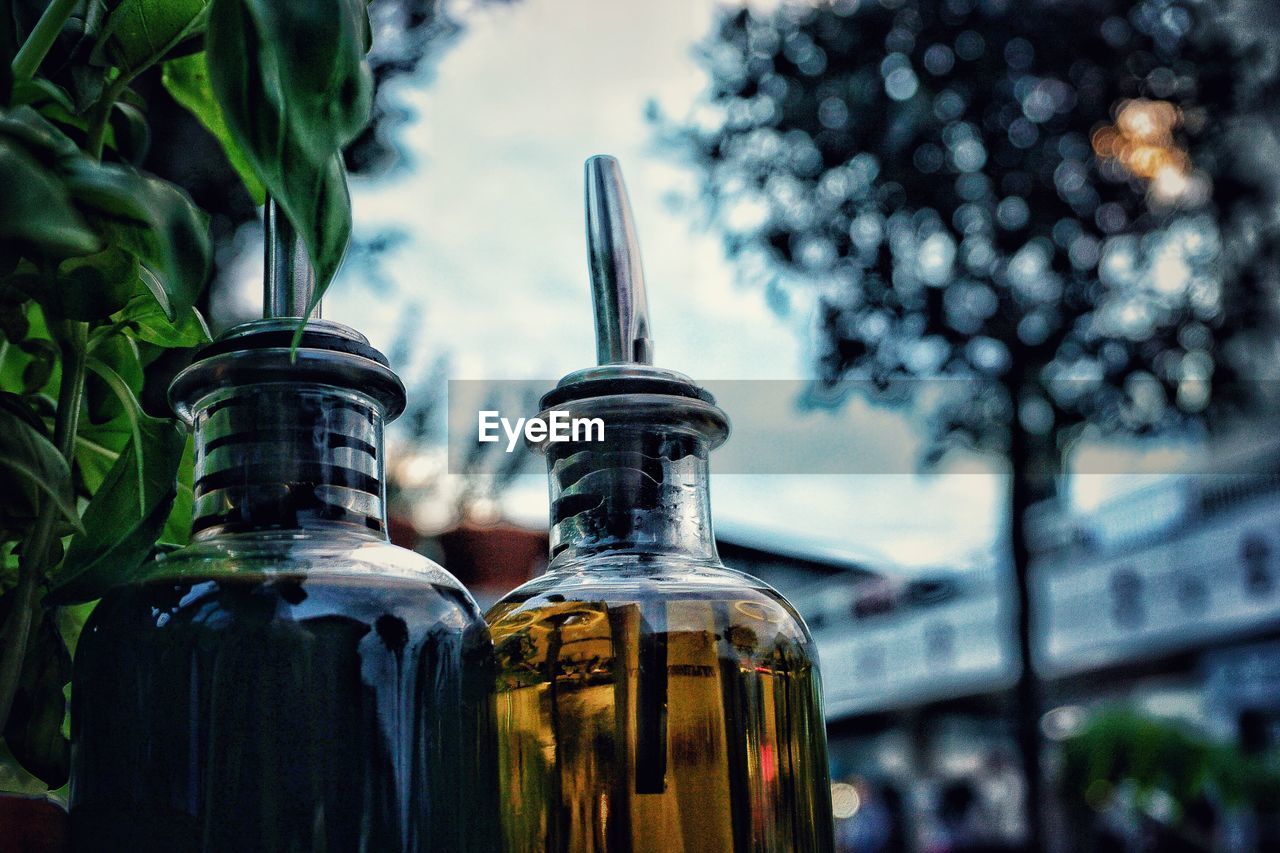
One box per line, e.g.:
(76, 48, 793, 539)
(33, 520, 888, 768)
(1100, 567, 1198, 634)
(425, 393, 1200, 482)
(489, 574, 834, 852)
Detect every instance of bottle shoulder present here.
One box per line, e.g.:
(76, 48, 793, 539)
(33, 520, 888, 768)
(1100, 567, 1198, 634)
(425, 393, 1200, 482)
(82, 568, 493, 662)
(486, 554, 816, 644)
(137, 531, 476, 602)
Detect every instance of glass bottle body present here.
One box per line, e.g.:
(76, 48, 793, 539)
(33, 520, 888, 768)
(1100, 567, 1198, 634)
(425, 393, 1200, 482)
(70, 371, 497, 852)
(488, 423, 834, 852)
(490, 557, 833, 852)
(70, 534, 498, 853)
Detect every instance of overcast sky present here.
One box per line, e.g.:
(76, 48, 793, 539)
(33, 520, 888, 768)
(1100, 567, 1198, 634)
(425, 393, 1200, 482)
(226, 0, 1186, 571)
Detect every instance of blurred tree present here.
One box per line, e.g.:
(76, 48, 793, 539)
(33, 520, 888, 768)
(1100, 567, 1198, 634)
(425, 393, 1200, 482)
(28, 0, 510, 407)
(667, 0, 1280, 847)
(132, 0, 508, 332)
(1059, 709, 1280, 851)
(384, 350, 538, 535)
(7, 0, 483, 256)
(351, 0, 504, 175)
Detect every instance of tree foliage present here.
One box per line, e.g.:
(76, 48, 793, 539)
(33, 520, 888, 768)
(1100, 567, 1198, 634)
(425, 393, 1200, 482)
(671, 4, 1280, 842)
(1060, 709, 1280, 837)
(671, 0, 1280, 469)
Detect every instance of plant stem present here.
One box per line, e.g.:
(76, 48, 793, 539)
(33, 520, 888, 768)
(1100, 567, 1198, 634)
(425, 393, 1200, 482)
(10, 0, 80, 81)
(52, 321, 89, 461)
(0, 320, 88, 736)
(0, 549, 40, 736)
(86, 74, 133, 161)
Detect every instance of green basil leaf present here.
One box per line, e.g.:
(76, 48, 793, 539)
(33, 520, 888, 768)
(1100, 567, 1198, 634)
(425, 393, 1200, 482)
(96, 0, 209, 76)
(9, 79, 76, 113)
(1, 607, 71, 788)
(108, 101, 150, 164)
(56, 599, 99, 658)
(0, 302, 47, 396)
(82, 354, 146, 510)
(0, 0, 15, 107)
(10, 247, 139, 321)
(207, 0, 373, 308)
(117, 291, 211, 348)
(63, 160, 211, 319)
(0, 395, 81, 531)
(18, 338, 57, 395)
(62, 246, 139, 320)
(0, 106, 82, 166)
(266, 152, 350, 319)
(0, 142, 100, 261)
(84, 337, 142, 426)
(213, 0, 371, 157)
(162, 52, 265, 204)
(265, 0, 372, 154)
(0, 293, 31, 343)
(158, 436, 194, 547)
(0, 388, 45, 431)
(47, 417, 185, 605)
(0, 548, 17, 595)
(74, 424, 126, 496)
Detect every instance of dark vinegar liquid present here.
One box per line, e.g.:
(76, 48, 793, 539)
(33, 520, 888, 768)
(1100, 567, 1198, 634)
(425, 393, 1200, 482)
(70, 573, 497, 853)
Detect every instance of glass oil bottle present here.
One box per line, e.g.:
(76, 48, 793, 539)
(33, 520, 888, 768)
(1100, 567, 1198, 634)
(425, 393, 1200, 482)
(69, 202, 497, 852)
(487, 157, 835, 852)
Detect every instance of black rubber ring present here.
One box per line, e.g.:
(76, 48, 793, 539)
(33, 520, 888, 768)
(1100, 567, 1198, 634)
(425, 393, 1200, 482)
(194, 329, 391, 366)
(540, 376, 714, 408)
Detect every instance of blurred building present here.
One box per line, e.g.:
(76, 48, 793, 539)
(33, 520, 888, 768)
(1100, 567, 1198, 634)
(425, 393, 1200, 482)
(769, 547, 1025, 851)
(1028, 442, 1280, 748)
(410, 519, 886, 621)
(778, 441, 1280, 852)
(433, 521, 548, 611)
(396, 448, 1280, 850)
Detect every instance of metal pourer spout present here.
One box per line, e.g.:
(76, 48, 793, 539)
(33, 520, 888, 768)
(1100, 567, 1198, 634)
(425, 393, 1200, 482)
(585, 155, 652, 365)
(535, 155, 727, 449)
(263, 198, 320, 320)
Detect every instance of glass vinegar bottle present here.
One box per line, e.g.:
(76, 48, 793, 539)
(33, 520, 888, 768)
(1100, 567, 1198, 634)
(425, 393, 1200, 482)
(487, 157, 835, 852)
(69, 203, 497, 852)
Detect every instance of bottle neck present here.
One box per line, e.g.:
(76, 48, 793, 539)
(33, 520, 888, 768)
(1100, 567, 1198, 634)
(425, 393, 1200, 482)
(545, 424, 719, 567)
(190, 383, 389, 540)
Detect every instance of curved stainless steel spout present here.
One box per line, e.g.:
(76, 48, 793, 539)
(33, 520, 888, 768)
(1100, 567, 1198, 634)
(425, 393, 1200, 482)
(263, 197, 320, 319)
(585, 155, 652, 365)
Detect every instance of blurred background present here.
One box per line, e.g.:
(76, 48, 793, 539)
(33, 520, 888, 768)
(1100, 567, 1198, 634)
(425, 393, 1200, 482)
(145, 0, 1280, 850)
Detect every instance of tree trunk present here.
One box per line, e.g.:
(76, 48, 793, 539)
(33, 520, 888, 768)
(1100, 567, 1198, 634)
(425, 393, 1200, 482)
(1009, 419, 1044, 852)
(1006, 377, 1058, 853)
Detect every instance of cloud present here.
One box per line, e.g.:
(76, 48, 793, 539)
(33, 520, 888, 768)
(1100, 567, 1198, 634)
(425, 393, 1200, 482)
(325, 0, 1003, 563)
